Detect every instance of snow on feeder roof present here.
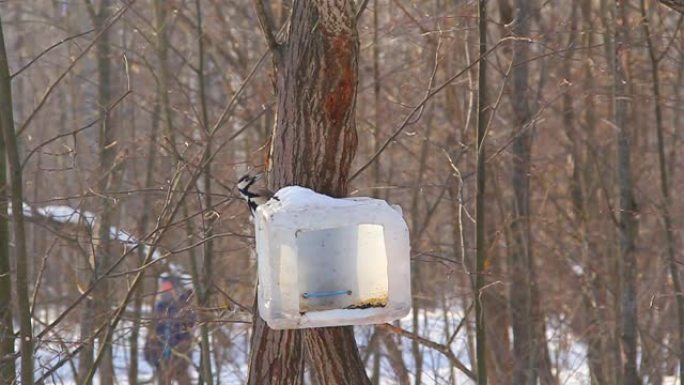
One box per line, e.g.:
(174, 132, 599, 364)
(255, 186, 411, 329)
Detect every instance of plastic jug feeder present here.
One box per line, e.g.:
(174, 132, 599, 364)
(255, 186, 411, 329)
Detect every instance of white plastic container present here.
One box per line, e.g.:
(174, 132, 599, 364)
(255, 186, 411, 329)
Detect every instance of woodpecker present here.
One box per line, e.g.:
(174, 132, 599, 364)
(237, 173, 278, 215)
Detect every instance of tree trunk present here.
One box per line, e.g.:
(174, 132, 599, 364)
(0, 42, 13, 382)
(475, 0, 489, 384)
(78, 1, 119, 383)
(380, 328, 410, 385)
(0, 11, 16, 381)
(640, 1, 684, 382)
(129, 97, 161, 385)
(505, 1, 555, 384)
(371, 0, 382, 199)
(0, 13, 33, 385)
(248, 1, 369, 384)
(613, 2, 639, 385)
(247, 309, 304, 385)
(153, 3, 214, 383)
(571, 2, 610, 384)
(195, 1, 215, 383)
(508, 1, 535, 384)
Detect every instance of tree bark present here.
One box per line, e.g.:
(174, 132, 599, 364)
(248, 1, 369, 384)
(0, 68, 13, 385)
(571, 2, 611, 384)
(129, 97, 161, 385)
(504, 1, 556, 384)
(508, 1, 535, 383)
(195, 1, 215, 383)
(78, 1, 119, 383)
(475, 1, 489, 384)
(0, 13, 33, 385)
(247, 308, 304, 385)
(640, 0, 682, 382)
(613, 2, 639, 385)
(380, 328, 410, 385)
(371, 0, 382, 199)
(153, 3, 216, 383)
(0, 10, 15, 380)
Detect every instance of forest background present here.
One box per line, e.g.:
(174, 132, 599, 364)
(1, 0, 683, 384)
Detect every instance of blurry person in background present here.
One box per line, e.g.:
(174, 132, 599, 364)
(144, 274, 195, 385)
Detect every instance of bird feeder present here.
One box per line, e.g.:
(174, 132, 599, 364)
(254, 186, 411, 329)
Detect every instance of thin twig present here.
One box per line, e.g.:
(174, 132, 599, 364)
(252, 0, 280, 54)
(209, 50, 270, 136)
(350, 36, 532, 181)
(16, 3, 131, 137)
(213, 283, 253, 314)
(448, 301, 473, 346)
(378, 323, 476, 380)
(29, 239, 57, 316)
(356, 0, 371, 20)
(21, 90, 131, 170)
(10, 28, 95, 79)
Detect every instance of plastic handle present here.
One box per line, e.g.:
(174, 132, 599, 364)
(302, 290, 352, 299)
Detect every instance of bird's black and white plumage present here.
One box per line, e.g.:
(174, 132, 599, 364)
(237, 173, 278, 215)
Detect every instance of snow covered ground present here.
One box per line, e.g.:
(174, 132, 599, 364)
(20, 307, 601, 385)
(7, 203, 619, 384)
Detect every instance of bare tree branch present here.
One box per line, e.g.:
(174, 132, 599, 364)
(377, 323, 476, 381)
(252, 0, 280, 54)
(10, 28, 95, 79)
(16, 2, 132, 137)
(659, 0, 684, 14)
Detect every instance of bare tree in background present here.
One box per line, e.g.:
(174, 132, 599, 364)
(0, 16, 14, 379)
(78, 1, 121, 383)
(475, 0, 488, 384)
(508, 1, 536, 383)
(194, 1, 216, 383)
(0, 13, 33, 385)
(613, 1, 639, 385)
(0, 13, 16, 385)
(0, 0, 683, 383)
(640, 0, 684, 381)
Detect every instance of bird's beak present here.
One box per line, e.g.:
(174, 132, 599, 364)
(254, 172, 265, 180)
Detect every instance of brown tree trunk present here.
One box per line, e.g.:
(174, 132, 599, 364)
(0, 51, 13, 383)
(129, 98, 161, 385)
(154, 2, 215, 383)
(371, 0, 382, 199)
(380, 328, 410, 385)
(248, 1, 369, 384)
(506, 1, 555, 384)
(247, 311, 304, 385)
(78, 1, 119, 383)
(613, 2, 639, 385)
(570, 2, 610, 384)
(641, 1, 684, 382)
(508, 0, 535, 383)
(0, 10, 16, 381)
(475, 0, 489, 384)
(0, 122, 13, 383)
(195, 1, 215, 383)
(0, 13, 33, 385)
